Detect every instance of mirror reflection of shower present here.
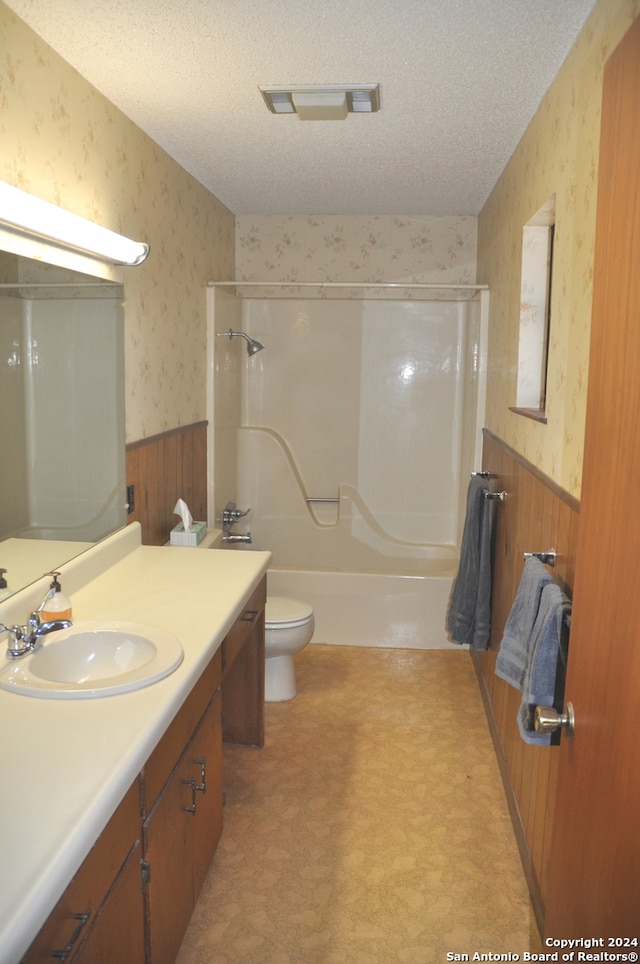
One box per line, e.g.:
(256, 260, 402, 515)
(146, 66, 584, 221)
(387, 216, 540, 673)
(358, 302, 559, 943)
(217, 328, 264, 356)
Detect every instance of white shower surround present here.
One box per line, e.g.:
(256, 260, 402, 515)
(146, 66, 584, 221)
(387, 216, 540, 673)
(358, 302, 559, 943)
(212, 289, 487, 649)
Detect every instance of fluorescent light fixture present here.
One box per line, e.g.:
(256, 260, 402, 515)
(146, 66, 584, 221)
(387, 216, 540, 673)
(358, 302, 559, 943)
(292, 91, 348, 121)
(259, 84, 380, 120)
(0, 181, 149, 266)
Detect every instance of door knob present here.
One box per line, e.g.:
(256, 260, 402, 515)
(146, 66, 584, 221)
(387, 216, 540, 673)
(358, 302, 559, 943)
(534, 702, 575, 737)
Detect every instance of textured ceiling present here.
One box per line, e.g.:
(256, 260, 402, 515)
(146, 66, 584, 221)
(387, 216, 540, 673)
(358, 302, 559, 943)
(5, 0, 598, 216)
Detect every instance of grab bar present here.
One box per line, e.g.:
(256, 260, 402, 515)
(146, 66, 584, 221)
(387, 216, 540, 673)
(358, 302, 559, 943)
(523, 549, 557, 567)
(305, 498, 339, 504)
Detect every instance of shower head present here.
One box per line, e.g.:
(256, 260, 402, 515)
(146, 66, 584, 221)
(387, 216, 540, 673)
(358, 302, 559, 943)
(217, 328, 265, 356)
(245, 335, 265, 356)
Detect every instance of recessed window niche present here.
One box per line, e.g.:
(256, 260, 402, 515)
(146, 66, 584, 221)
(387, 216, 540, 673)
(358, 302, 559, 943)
(510, 196, 556, 423)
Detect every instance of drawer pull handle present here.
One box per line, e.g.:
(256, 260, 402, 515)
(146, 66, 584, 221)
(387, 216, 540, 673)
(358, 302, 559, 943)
(241, 609, 259, 622)
(182, 778, 197, 814)
(194, 758, 206, 793)
(52, 911, 91, 960)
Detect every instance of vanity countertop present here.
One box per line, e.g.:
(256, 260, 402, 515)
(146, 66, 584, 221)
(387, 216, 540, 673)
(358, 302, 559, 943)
(0, 524, 271, 964)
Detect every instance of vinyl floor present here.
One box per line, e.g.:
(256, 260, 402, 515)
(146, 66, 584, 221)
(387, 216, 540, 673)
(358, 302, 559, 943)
(177, 644, 543, 963)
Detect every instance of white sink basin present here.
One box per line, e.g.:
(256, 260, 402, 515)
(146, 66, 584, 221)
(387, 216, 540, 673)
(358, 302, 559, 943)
(0, 621, 184, 699)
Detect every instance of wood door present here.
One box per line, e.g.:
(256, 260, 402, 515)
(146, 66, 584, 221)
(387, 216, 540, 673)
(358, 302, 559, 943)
(544, 16, 640, 938)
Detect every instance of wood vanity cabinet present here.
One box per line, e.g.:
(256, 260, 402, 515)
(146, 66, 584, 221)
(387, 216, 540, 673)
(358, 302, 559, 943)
(222, 577, 266, 747)
(21, 780, 145, 963)
(141, 648, 223, 964)
(20, 576, 266, 964)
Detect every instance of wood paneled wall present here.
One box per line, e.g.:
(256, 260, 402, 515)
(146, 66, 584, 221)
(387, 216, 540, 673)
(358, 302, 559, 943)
(125, 422, 208, 546)
(473, 430, 579, 932)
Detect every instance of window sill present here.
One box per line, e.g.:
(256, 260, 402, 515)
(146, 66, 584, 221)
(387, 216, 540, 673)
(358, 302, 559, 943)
(509, 406, 548, 424)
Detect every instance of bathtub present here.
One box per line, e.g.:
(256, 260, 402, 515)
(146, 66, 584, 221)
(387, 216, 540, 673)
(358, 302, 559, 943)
(224, 490, 462, 649)
(266, 564, 462, 650)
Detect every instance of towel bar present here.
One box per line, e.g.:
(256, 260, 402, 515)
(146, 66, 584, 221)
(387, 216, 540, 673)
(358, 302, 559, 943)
(471, 471, 491, 478)
(483, 490, 508, 502)
(523, 549, 557, 567)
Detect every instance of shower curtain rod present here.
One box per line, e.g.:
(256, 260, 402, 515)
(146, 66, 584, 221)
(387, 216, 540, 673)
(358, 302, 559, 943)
(209, 281, 488, 291)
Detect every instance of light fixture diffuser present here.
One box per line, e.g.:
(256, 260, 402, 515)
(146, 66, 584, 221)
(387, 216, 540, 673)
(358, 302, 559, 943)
(292, 91, 348, 121)
(0, 181, 149, 266)
(259, 84, 380, 120)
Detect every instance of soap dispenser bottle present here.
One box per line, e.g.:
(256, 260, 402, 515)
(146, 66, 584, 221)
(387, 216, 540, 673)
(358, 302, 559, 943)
(41, 571, 73, 621)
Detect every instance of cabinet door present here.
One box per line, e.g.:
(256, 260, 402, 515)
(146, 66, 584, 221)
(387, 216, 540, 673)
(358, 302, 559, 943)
(143, 756, 196, 964)
(144, 691, 223, 964)
(74, 842, 145, 964)
(142, 650, 222, 817)
(222, 608, 265, 747)
(22, 781, 142, 964)
(189, 693, 223, 898)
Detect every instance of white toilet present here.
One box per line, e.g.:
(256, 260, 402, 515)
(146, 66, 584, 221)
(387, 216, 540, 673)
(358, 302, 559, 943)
(264, 596, 315, 702)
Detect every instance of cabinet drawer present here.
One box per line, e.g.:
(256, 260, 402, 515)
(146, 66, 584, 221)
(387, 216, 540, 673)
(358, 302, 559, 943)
(22, 779, 140, 963)
(142, 648, 222, 814)
(222, 578, 266, 673)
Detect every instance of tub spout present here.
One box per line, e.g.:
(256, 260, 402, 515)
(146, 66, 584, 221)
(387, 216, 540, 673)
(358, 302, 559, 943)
(222, 533, 252, 544)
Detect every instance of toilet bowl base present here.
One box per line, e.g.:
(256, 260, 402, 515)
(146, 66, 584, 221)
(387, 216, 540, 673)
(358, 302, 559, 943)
(265, 653, 297, 702)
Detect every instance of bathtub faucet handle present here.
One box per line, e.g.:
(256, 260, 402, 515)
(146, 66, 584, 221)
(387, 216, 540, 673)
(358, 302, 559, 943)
(231, 506, 251, 519)
(222, 501, 251, 528)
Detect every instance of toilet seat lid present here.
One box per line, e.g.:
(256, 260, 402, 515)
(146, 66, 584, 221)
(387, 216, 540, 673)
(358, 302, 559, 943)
(266, 596, 314, 628)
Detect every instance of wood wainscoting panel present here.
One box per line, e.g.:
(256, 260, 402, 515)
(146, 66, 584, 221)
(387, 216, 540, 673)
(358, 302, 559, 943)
(126, 422, 208, 546)
(472, 430, 579, 933)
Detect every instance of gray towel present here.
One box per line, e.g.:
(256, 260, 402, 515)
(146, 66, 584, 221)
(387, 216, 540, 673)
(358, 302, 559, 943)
(495, 557, 553, 690)
(446, 475, 493, 649)
(517, 581, 571, 745)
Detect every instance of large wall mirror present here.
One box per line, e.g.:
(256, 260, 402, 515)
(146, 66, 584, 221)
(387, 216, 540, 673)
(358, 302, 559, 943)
(0, 251, 125, 599)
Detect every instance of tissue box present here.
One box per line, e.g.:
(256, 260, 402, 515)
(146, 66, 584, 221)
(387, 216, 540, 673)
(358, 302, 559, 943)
(170, 521, 207, 546)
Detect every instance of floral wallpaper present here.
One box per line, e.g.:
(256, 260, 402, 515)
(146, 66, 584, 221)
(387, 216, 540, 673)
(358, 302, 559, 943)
(236, 215, 477, 291)
(2, 0, 638, 499)
(0, 2, 235, 442)
(478, 0, 640, 498)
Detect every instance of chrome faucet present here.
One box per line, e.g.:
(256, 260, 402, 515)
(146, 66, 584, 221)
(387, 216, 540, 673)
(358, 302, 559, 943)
(222, 501, 251, 527)
(1, 587, 73, 660)
(221, 501, 252, 544)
